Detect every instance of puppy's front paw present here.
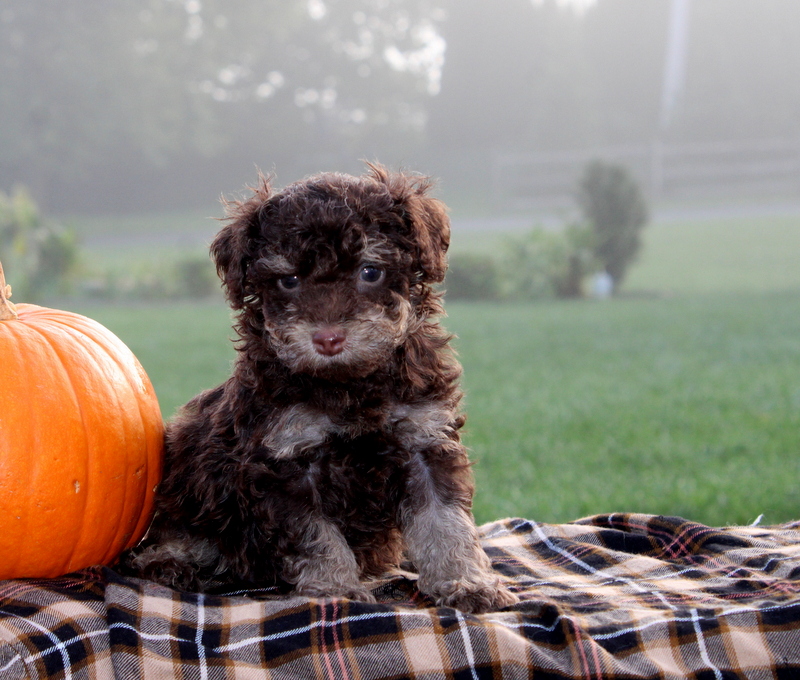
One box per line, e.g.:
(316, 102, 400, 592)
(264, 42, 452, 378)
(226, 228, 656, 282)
(124, 546, 204, 591)
(430, 578, 519, 614)
(296, 581, 377, 604)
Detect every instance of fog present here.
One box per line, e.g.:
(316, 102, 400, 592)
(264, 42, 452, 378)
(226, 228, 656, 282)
(1, 0, 799, 215)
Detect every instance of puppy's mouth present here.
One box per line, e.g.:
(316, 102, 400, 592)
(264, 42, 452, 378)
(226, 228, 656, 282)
(299, 321, 390, 379)
(276, 327, 372, 380)
(266, 300, 414, 381)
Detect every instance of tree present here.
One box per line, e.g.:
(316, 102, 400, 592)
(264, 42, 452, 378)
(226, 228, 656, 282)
(0, 0, 447, 212)
(0, 1, 219, 209)
(577, 161, 648, 290)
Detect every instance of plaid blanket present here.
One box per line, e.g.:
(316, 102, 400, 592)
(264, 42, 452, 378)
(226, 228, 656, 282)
(2, 514, 800, 679)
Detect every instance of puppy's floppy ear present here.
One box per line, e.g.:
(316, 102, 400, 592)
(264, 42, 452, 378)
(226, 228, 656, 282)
(367, 163, 450, 284)
(212, 174, 273, 309)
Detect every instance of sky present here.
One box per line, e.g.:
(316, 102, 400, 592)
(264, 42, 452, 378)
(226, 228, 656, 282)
(532, 0, 598, 14)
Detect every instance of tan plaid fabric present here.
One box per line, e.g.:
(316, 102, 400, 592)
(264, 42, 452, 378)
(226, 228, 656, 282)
(2, 514, 800, 678)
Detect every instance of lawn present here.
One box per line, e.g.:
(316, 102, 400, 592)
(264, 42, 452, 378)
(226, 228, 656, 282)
(625, 214, 800, 294)
(64, 210, 800, 528)
(447, 295, 800, 526)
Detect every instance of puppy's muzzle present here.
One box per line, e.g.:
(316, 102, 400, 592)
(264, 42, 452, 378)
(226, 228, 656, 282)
(312, 327, 347, 356)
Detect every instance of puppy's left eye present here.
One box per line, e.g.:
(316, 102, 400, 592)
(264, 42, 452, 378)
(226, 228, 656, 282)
(359, 265, 384, 285)
(277, 275, 301, 291)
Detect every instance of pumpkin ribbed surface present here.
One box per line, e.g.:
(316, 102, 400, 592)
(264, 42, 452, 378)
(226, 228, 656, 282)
(0, 301, 164, 578)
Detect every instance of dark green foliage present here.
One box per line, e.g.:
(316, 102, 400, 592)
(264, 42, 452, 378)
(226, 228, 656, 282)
(445, 224, 598, 302)
(0, 187, 79, 300)
(80, 256, 219, 301)
(175, 256, 218, 299)
(578, 161, 648, 288)
(444, 253, 501, 300)
(503, 224, 596, 300)
(445, 228, 595, 302)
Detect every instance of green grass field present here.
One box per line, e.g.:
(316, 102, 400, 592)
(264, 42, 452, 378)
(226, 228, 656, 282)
(447, 296, 800, 526)
(65, 211, 800, 528)
(626, 215, 800, 294)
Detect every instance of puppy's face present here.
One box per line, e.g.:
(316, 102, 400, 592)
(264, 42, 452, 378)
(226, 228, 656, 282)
(212, 166, 450, 381)
(251, 229, 415, 380)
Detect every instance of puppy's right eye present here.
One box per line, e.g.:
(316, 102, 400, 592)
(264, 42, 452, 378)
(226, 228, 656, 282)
(277, 275, 300, 291)
(359, 265, 384, 284)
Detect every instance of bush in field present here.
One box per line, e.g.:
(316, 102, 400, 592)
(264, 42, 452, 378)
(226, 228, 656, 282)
(504, 224, 596, 300)
(83, 256, 218, 301)
(445, 253, 501, 300)
(0, 187, 79, 300)
(578, 161, 648, 290)
(175, 256, 217, 299)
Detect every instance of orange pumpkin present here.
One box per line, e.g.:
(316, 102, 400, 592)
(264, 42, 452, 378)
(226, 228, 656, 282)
(0, 262, 164, 579)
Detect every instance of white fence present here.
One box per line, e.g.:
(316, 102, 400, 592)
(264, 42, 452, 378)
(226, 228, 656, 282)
(491, 138, 800, 209)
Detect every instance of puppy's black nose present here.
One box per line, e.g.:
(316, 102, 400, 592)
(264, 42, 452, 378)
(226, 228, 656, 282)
(312, 328, 347, 356)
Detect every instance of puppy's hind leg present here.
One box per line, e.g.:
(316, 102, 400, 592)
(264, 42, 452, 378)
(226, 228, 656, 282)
(284, 515, 376, 603)
(125, 532, 226, 591)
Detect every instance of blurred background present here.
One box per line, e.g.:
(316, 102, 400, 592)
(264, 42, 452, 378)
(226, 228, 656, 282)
(3, 0, 800, 214)
(1, 0, 799, 526)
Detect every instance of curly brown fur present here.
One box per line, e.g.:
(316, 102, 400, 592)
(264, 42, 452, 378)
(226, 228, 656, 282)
(124, 163, 517, 614)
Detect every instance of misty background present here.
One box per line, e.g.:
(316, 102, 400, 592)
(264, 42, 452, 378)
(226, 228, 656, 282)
(2, 0, 799, 216)
(2, 0, 800, 525)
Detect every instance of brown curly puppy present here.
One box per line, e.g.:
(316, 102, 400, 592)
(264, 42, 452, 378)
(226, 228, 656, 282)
(128, 164, 517, 613)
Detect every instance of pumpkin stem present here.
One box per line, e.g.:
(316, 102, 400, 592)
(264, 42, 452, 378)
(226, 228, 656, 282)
(0, 260, 19, 321)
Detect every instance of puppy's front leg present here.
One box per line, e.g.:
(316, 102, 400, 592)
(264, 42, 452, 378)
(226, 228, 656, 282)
(284, 514, 376, 603)
(400, 452, 518, 613)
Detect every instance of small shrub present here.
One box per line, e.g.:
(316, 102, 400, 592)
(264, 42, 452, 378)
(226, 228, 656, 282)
(175, 256, 217, 298)
(578, 160, 648, 289)
(445, 253, 501, 300)
(0, 186, 79, 300)
(81, 256, 219, 301)
(504, 224, 596, 300)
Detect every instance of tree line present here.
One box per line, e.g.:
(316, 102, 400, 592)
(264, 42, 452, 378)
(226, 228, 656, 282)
(2, 0, 799, 213)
